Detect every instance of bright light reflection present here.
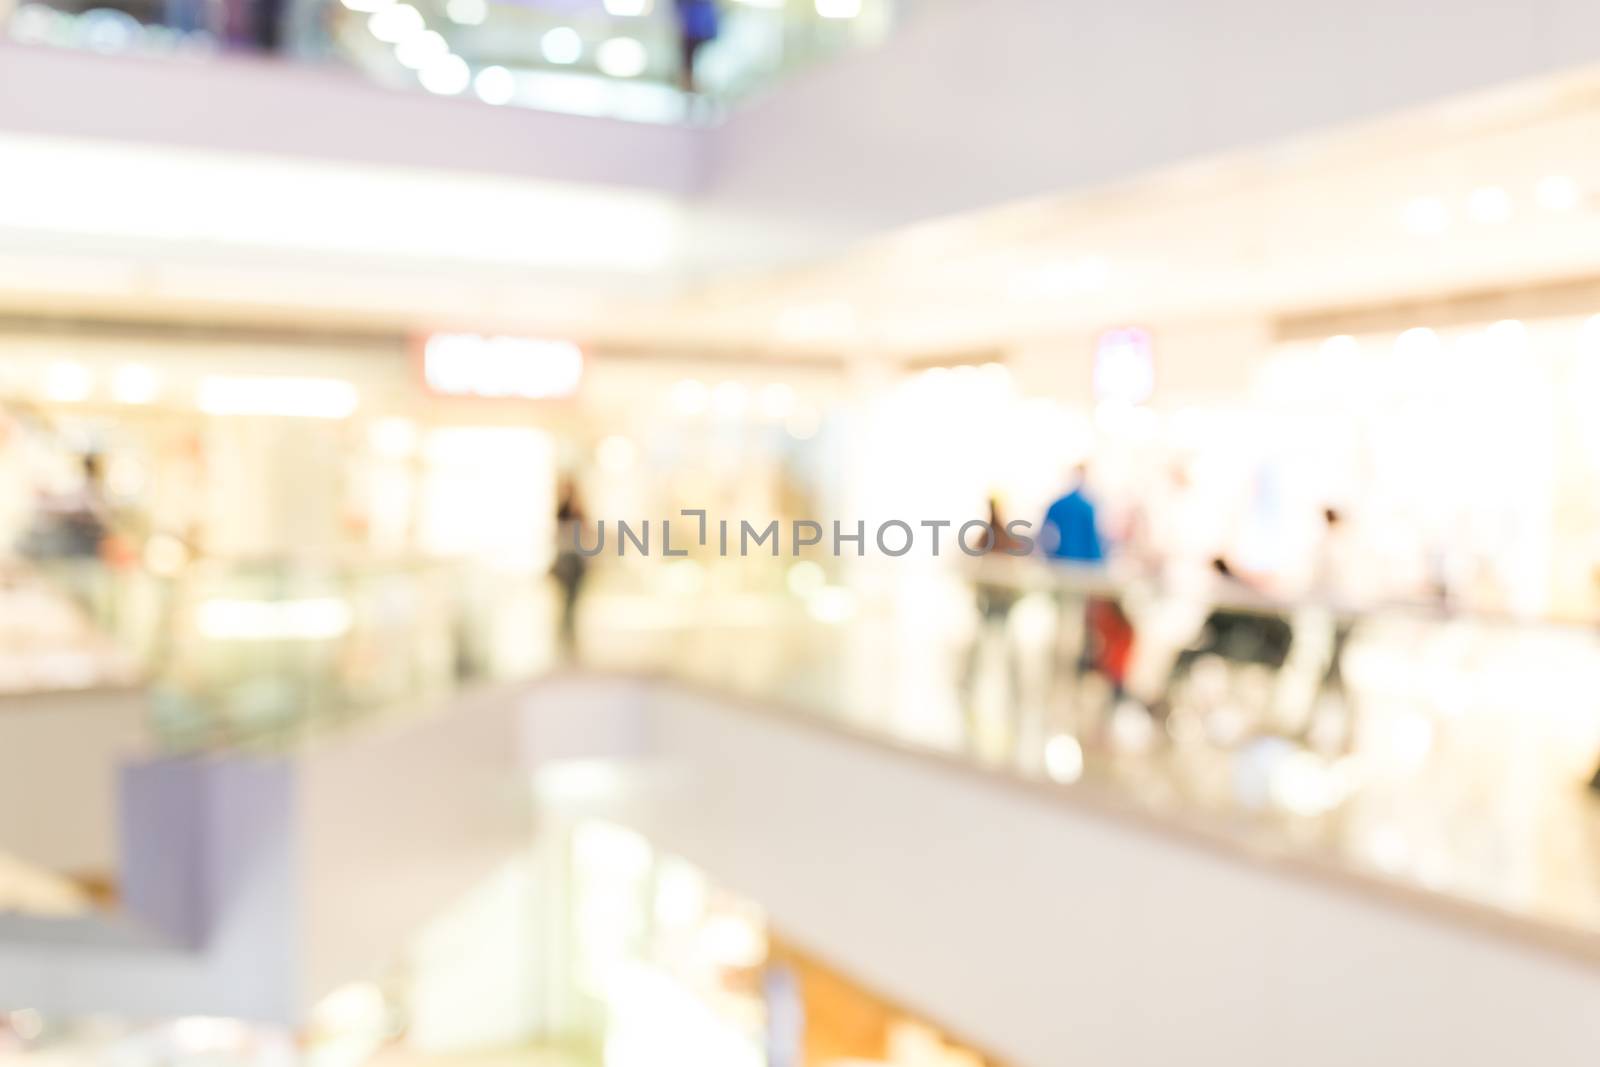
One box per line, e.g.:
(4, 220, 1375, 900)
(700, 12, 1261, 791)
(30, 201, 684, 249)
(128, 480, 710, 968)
(394, 28, 447, 68)
(815, 0, 861, 17)
(1043, 734, 1084, 783)
(419, 53, 471, 95)
(1535, 174, 1582, 212)
(197, 598, 353, 641)
(367, 3, 422, 42)
(1402, 196, 1449, 235)
(474, 64, 517, 104)
(110, 362, 159, 404)
(541, 26, 582, 64)
(42, 361, 93, 402)
(444, 0, 486, 24)
(596, 37, 648, 78)
(197, 376, 358, 418)
(1468, 185, 1512, 224)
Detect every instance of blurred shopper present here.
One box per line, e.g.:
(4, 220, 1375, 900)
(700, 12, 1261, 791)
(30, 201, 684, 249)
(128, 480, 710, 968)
(673, 0, 720, 94)
(1041, 464, 1104, 565)
(1305, 505, 1358, 748)
(551, 480, 589, 659)
(1154, 556, 1293, 727)
(1041, 466, 1134, 716)
(963, 497, 1025, 747)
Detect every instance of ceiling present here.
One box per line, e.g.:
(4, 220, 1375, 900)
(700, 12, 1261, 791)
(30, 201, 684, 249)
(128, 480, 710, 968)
(3, 63, 1600, 360)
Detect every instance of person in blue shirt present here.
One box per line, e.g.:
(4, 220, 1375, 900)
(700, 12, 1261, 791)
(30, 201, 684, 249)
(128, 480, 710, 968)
(674, 0, 720, 94)
(1041, 464, 1105, 563)
(1041, 465, 1134, 714)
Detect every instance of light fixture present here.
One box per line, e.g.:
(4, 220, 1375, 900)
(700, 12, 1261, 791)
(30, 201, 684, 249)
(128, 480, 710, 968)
(444, 0, 486, 24)
(669, 378, 708, 416)
(1319, 335, 1359, 359)
(394, 28, 447, 68)
(712, 380, 749, 417)
(602, 0, 652, 13)
(596, 434, 638, 473)
(367, 3, 423, 42)
(419, 53, 471, 94)
(540, 25, 582, 64)
(1044, 734, 1084, 783)
(197, 598, 353, 641)
(41, 361, 93, 403)
(421, 334, 583, 398)
(758, 382, 795, 418)
(1535, 174, 1582, 212)
(110, 362, 159, 404)
(473, 64, 516, 105)
(815, 0, 860, 17)
(1468, 185, 1511, 224)
(595, 36, 648, 78)
(1401, 196, 1449, 235)
(340, 0, 392, 13)
(196, 376, 359, 418)
(1394, 327, 1440, 358)
(1486, 318, 1527, 350)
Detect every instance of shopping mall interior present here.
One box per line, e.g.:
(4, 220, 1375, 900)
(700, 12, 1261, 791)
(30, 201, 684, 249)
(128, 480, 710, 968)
(2, 2, 1600, 1065)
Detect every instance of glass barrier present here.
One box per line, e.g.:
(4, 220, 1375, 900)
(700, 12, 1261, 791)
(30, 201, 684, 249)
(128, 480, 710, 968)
(3, 0, 903, 125)
(7, 544, 1597, 938)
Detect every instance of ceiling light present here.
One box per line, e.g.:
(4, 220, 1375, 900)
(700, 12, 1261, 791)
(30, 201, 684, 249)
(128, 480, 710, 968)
(418, 53, 471, 94)
(1468, 186, 1511, 224)
(473, 64, 516, 105)
(197, 376, 359, 418)
(603, 0, 652, 13)
(1394, 327, 1440, 358)
(1401, 196, 1449, 235)
(712, 381, 749, 417)
(540, 25, 582, 64)
(596, 36, 648, 77)
(422, 334, 583, 398)
(394, 28, 447, 68)
(758, 382, 795, 418)
(815, 0, 860, 17)
(367, 3, 422, 42)
(444, 0, 486, 24)
(1535, 174, 1582, 212)
(110, 363, 159, 404)
(198, 598, 352, 641)
(1319, 335, 1359, 359)
(42, 360, 93, 403)
(669, 378, 708, 416)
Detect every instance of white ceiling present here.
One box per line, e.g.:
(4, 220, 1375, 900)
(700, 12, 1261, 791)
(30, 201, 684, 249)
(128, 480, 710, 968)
(3, 64, 1600, 359)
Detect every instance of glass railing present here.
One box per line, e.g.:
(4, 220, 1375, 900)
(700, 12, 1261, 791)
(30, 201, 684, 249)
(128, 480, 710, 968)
(4, 0, 904, 125)
(5, 545, 1598, 939)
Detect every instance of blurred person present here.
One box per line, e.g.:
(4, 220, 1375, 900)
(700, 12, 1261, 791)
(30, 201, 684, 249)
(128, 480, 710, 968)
(1040, 463, 1104, 566)
(551, 479, 590, 660)
(1154, 556, 1293, 728)
(673, 0, 720, 94)
(1041, 465, 1134, 717)
(962, 497, 1025, 750)
(1304, 505, 1359, 748)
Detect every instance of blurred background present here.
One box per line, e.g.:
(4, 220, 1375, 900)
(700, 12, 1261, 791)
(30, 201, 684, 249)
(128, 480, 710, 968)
(2, 2, 1600, 1066)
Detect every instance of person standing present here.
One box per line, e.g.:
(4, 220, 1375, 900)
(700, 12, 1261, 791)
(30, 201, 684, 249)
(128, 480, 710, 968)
(551, 480, 589, 660)
(673, 0, 719, 94)
(1041, 465, 1132, 715)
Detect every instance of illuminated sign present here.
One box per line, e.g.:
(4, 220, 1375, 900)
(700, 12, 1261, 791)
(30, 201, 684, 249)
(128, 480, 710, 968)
(421, 333, 584, 399)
